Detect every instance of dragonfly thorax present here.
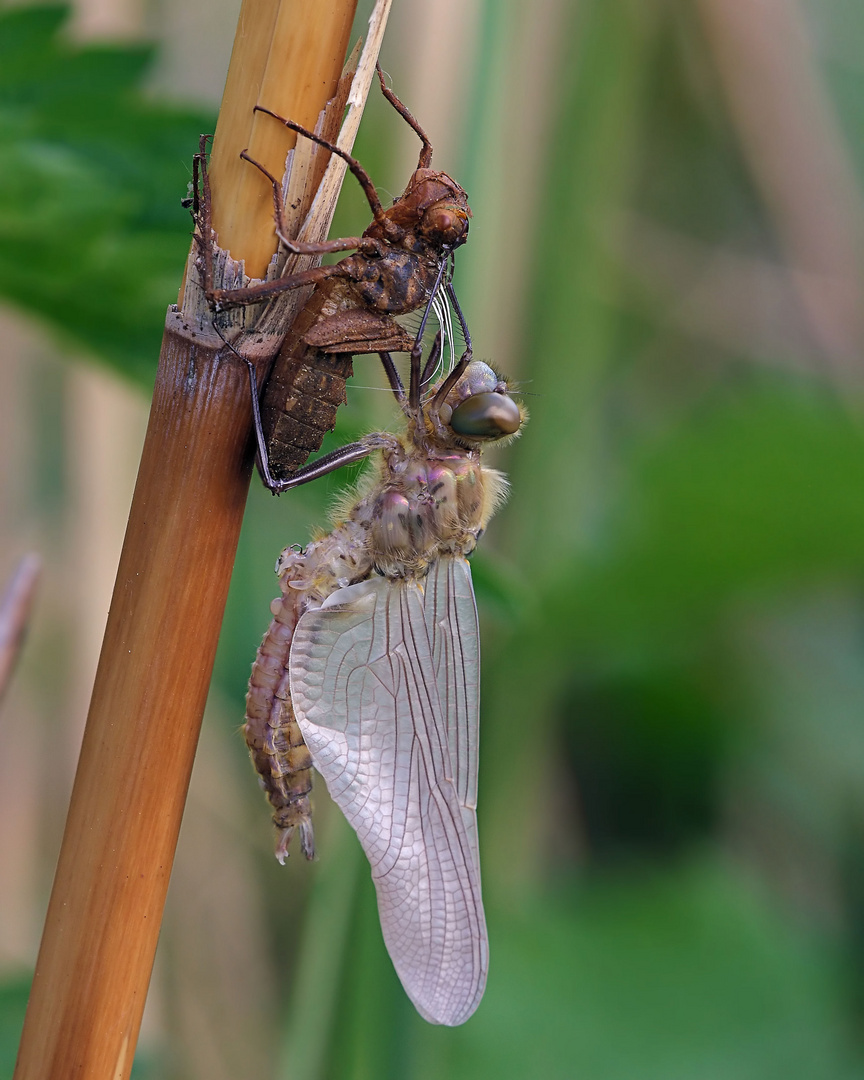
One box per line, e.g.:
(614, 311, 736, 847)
(281, 363, 521, 594)
(367, 451, 490, 576)
(346, 248, 435, 314)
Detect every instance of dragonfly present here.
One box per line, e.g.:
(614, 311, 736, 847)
(193, 65, 472, 486)
(244, 335, 524, 1025)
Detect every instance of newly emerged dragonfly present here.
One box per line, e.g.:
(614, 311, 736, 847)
(244, 339, 524, 1025)
(194, 66, 472, 484)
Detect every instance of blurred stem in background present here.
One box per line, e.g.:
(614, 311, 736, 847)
(699, 0, 864, 382)
(475, 0, 659, 898)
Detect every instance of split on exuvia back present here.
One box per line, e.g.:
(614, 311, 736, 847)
(245, 338, 524, 1026)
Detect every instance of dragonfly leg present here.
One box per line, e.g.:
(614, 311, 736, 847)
(431, 346, 473, 413)
(425, 279, 474, 412)
(223, 334, 391, 492)
(206, 261, 343, 311)
(188, 139, 359, 310)
(238, 149, 366, 256)
(261, 434, 397, 494)
(254, 106, 398, 240)
(408, 258, 448, 409)
(446, 278, 473, 354)
(418, 332, 443, 397)
(378, 352, 406, 403)
(221, 327, 393, 493)
(375, 64, 433, 170)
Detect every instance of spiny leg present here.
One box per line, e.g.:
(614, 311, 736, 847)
(239, 148, 367, 256)
(418, 333, 443, 397)
(446, 276, 472, 352)
(260, 434, 397, 493)
(187, 136, 359, 310)
(431, 345, 473, 412)
(207, 260, 347, 311)
(375, 63, 433, 170)
(411, 257, 473, 400)
(409, 258, 448, 409)
(425, 276, 474, 404)
(253, 106, 399, 241)
(214, 322, 394, 494)
(378, 351, 406, 404)
(419, 333, 444, 393)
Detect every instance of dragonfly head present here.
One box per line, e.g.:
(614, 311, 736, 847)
(420, 198, 470, 250)
(385, 170, 472, 251)
(435, 361, 524, 446)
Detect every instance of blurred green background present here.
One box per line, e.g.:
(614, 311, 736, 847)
(3, 0, 864, 1076)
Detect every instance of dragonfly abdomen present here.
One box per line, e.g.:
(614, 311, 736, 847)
(244, 587, 315, 861)
(262, 350, 355, 479)
(259, 276, 417, 484)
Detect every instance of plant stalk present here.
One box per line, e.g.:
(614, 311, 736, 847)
(11, 0, 372, 1074)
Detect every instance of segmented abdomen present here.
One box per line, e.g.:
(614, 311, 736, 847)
(244, 589, 315, 861)
(259, 276, 416, 482)
(259, 281, 354, 482)
(261, 349, 354, 480)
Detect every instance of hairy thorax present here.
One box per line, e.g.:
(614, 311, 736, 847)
(279, 440, 506, 603)
(366, 449, 487, 574)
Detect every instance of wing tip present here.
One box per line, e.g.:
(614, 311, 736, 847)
(398, 934, 489, 1026)
(410, 969, 488, 1026)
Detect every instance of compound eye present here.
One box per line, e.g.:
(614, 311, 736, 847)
(449, 392, 521, 438)
(424, 204, 469, 247)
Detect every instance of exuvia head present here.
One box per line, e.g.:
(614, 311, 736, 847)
(381, 169, 472, 250)
(420, 197, 470, 250)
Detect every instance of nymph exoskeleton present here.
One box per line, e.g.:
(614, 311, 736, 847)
(192, 66, 473, 485)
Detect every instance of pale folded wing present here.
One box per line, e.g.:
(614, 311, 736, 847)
(289, 556, 487, 1026)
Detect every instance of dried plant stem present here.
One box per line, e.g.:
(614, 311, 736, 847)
(13, 326, 255, 1080)
(0, 554, 40, 703)
(208, 0, 357, 276)
(10, 0, 400, 1075)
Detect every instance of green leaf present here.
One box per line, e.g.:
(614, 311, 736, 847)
(0, 2, 214, 384)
